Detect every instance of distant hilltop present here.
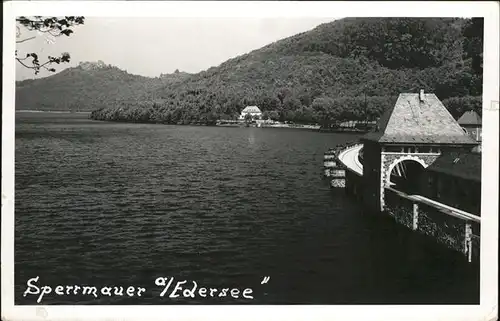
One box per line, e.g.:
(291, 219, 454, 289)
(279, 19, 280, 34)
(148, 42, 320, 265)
(16, 60, 189, 112)
(78, 60, 112, 71)
(160, 69, 191, 79)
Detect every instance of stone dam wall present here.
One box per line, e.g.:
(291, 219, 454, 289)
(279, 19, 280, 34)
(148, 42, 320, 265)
(384, 187, 480, 263)
(327, 142, 480, 263)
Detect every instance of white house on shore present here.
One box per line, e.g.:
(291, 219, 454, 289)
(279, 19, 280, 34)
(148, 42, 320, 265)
(239, 106, 262, 120)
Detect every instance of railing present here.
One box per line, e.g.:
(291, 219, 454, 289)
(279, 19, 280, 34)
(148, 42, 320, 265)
(385, 186, 480, 262)
(385, 187, 480, 223)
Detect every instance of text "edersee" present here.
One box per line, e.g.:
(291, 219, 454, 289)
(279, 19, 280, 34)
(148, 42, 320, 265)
(155, 277, 254, 299)
(22, 276, 262, 303)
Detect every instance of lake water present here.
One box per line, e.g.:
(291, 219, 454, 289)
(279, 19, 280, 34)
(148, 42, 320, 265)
(14, 112, 479, 304)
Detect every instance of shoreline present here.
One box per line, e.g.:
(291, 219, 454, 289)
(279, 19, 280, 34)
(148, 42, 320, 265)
(16, 112, 371, 134)
(16, 110, 91, 114)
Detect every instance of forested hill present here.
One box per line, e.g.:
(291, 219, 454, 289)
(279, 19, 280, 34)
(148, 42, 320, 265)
(16, 61, 191, 111)
(17, 18, 483, 124)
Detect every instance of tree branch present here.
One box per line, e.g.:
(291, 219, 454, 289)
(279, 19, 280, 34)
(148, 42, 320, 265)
(15, 58, 35, 70)
(16, 57, 57, 74)
(16, 36, 36, 43)
(16, 16, 84, 74)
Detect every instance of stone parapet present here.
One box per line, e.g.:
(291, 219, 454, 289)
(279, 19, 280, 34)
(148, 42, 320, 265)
(384, 187, 480, 262)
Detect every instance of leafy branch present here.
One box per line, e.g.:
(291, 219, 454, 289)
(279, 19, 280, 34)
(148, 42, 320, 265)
(16, 16, 85, 74)
(16, 51, 71, 74)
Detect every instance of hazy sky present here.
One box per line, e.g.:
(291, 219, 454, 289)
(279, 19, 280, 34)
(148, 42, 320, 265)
(15, 17, 337, 80)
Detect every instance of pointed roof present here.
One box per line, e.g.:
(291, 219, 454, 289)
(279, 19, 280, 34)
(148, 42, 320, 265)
(362, 93, 477, 145)
(458, 110, 482, 126)
(242, 106, 262, 113)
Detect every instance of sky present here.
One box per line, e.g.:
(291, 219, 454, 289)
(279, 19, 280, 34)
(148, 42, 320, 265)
(15, 17, 337, 80)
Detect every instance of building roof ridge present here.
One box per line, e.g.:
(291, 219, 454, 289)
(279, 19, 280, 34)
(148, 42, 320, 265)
(362, 91, 477, 145)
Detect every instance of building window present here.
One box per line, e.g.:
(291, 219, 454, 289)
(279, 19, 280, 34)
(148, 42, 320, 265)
(385, 146, 401, 153)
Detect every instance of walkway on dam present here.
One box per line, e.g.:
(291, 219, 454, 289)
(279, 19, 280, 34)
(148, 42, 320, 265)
(337, 144, 363, 176)
(337, 144, 480, 222)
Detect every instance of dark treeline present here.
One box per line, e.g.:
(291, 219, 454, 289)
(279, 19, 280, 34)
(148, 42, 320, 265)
(90, 94, 482, 126)
(18, 18, 484, 125)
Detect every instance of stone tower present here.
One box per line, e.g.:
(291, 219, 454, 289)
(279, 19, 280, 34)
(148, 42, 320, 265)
(360, 90, 478, 213)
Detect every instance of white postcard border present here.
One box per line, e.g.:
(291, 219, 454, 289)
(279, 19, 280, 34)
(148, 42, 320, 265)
(2, 2, 499, 321)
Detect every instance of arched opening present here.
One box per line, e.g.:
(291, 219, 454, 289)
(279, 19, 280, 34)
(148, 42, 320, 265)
(388, 159, 426, 194)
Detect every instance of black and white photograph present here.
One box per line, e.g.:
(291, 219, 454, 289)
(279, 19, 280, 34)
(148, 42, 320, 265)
(2, 1, 499, 321)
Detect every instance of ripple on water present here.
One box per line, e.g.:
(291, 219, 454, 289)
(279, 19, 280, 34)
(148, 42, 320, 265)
(14, 114, 479, 305)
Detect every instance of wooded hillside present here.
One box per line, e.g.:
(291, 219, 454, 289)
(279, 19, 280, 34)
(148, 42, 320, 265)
(16, 18, 483, 125)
